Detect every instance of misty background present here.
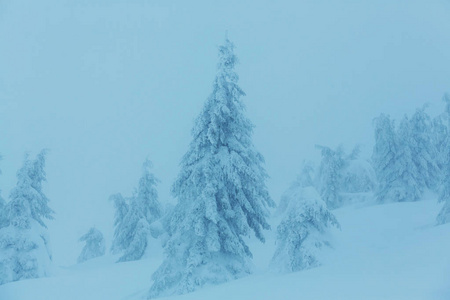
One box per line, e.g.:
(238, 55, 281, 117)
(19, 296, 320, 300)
(0, 0, 449, 265)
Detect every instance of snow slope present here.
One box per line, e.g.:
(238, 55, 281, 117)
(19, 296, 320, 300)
(1, 197, 449, 300)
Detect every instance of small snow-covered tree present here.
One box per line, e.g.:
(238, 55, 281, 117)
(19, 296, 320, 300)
(148, 39, 274, 298)
(271, 186, 339, 273)
(0, 151, 54, 285)
(77, 227, 105, 263)
(111, 160, 161, 262)
(315, 145, 345, 209)
(409, 107, 440, 190)
(135, 159, 162, 226)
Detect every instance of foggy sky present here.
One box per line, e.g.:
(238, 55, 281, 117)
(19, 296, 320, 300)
(1, 0, 449, 265)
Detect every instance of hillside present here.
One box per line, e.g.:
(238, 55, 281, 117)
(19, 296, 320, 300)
(1, 197, 448, 300)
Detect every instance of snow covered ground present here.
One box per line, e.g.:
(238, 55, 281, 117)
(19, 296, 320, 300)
(1, 196, 449, 300)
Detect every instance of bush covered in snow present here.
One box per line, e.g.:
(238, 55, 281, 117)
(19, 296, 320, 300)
(77, 227, 105, 263)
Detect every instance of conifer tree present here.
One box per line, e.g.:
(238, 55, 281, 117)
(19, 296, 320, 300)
(0, 151, 54, 285)
(135, 159, 162, 225)
(431, 116, 448, 172)
(372, 115, 421, 203)
(409, 107, 440, 190)
(395, 116, 423, 201)
(149, 39, 274, 298)
(271, 186, 339, 273)
(372, 115, 397, 199)
(77, 227, 106, 263)
(111, 160, 161, 262)
(373, 114, 399, 203)
(315, 145, 345, 209)
(110, 193, 129, 255)
(433, 94, 450, 176)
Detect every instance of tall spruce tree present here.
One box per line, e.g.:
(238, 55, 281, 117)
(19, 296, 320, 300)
(0, 151, 54, 285)
(148, 39, 274, 298)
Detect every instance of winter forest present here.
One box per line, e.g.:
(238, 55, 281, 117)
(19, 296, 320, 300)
(1, 1, 450, 300)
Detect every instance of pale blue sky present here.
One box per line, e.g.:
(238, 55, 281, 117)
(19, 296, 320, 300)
(1, 0, 449, 264)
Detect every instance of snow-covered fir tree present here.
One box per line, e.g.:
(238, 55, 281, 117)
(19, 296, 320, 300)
(372, 114, 422, 203)
(271, 186, 339, 273)
(0, 151, 54, 285)
(110, 160, 161, 262)
(77, 227, 106, 263)
(409, 107, 440, 190)
(315, 145, 346, 209)
(148, 38, 274, 298)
